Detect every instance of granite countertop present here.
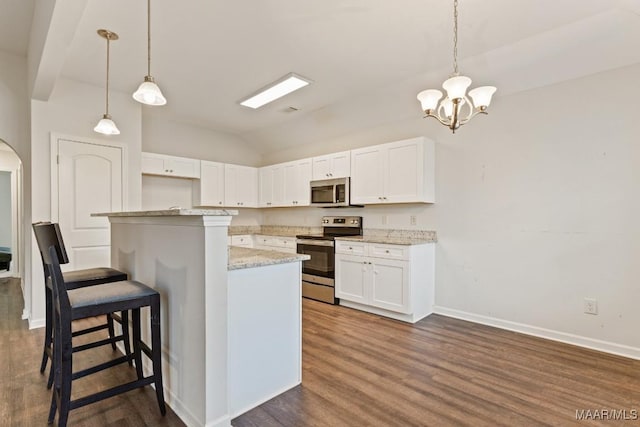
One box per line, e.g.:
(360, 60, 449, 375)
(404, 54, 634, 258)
(93, 208, 239, 217)
(228, 246, 310, 271)
(335, 229, 437, 246)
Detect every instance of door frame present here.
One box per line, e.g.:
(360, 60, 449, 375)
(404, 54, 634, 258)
(0, 164, 20, 278)
(50, 133, 129, 222)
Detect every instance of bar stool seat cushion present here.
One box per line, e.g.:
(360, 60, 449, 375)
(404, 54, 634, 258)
(63, 268, 128, 289)
(68, 280, 159, 316)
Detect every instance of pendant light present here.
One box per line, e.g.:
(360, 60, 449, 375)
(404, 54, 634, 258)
(133, 0, 167, 106)
(94, 29, 120, 136)
(417, 0, 496, 133)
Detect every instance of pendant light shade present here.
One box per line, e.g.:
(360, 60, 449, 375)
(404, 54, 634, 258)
(133, 76, 166, 106)
(94, 29, 120, 136)
(94, 115, 120, 135)
(133, 0, 167, 106)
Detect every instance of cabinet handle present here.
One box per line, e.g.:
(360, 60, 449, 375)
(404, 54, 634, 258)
(219, 201, 222, 205)
(378, 196, 382, 200)
(383, 196, 387, 200)
(385, 250, 390, 253)
(349, 246, 353, 250)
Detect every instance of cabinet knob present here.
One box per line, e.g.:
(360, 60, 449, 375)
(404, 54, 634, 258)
(385, 250, 390, 253)
(219, 201, 222, 205)
(349, 247, 353, 250)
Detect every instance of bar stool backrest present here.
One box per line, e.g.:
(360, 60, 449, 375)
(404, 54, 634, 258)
(33, 222, 72, 311)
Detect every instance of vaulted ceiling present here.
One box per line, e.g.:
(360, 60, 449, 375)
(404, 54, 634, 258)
(3, 0, 640, 153)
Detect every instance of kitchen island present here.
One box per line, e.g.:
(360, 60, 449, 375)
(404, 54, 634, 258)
(94, 210, 308, 427)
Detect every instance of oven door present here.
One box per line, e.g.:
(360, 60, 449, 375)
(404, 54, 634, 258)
(296, 239, 335, 282)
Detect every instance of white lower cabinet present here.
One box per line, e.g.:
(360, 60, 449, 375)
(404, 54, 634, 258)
(230, 235, 254, 248)
(254, 235, 297, 254)
(335, 240, 434, 323)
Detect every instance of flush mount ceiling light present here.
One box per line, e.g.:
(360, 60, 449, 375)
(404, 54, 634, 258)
(417, 0, 496, 133)
(133, 0, 167, 106)
(240, 73, 312, 109)
(94, 29, 120, 136)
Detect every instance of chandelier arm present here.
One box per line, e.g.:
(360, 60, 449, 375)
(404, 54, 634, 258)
(424, 112, 451, 127)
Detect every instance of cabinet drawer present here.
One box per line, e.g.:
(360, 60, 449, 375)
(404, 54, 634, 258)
(369, 244, 409, 260)
(231, 235, 253, 247)
(335, 240, 367, 256)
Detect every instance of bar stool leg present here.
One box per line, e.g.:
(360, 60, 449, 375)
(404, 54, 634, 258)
(132, 308, 144, 380)
(57, 314, 73, 426)
(107, 314, 117, 350)
(41, 287, 52, 374)
(150, 295, 166, 415)
(121, 310, 133, 366)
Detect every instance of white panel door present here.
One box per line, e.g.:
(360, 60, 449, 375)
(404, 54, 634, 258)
(386, 140, 421, 203)
(56, 139, 123, 271)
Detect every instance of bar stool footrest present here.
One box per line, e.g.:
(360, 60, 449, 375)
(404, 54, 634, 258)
(69, 376, 155, 411)
(71, 355, 132, 381)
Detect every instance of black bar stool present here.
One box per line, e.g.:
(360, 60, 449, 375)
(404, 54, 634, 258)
(32, 222, 132, 389)
(33, 222, 166, 426)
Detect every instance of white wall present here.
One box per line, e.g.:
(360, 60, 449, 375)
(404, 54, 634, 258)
(141, 114, 263, 214)
(0, 50, 30, 310)
(29, 77, 142, 327)
(262, 63, 640, 357)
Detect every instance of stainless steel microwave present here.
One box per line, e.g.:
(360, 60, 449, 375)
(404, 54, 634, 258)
(310, 177, 351, 207)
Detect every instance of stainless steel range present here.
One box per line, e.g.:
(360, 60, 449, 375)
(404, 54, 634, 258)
(296, 216, 363, 304)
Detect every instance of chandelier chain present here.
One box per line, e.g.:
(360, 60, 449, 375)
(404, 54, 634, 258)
(453, 0, 458, 75)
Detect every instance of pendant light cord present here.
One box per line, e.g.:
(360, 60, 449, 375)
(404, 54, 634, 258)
(105, 34, 111, 116)
(147, 0, 151, 76)
(453, 0, 458, 75)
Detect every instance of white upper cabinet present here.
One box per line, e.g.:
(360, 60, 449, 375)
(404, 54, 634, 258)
(193, 160, 225, 206)
(141, 152, 201, 179)
(259, 164, 285, 207)
(224, 164, 258, 207)
(312, 151, 351, 180)
(350, 137, 435, 204)
(282, 159, 312, 206)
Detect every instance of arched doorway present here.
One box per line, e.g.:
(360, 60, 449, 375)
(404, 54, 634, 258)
(0, 139, 23, 280)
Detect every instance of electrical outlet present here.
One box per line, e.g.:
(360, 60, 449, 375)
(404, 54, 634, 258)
(381, 215, 388, 225)
(410, 215, 417, 226)
(583, 298, 598, 315)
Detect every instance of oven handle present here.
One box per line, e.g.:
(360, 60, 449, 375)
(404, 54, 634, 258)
(296, 239, 335, 247)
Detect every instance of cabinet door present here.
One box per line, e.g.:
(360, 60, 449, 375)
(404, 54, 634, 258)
(312, 156, 332, 181)
(259, 167, 274, 207)
(225, 164, 258, 207)
(350, 146, 384, 204)
(385, 139, 422, 203)
(271, 165, 285, 207)
(283, 160, 311, 206)
(329, 151, 351, 179)
(169, 157, 200, 178)
(295, 159, 312, 206)
(312, 151, 351, 180)
(194, 160, 224, 206)
(335, 254, 369, 304)
(141, 153, 166, 175)
(369, 258, 410, 314)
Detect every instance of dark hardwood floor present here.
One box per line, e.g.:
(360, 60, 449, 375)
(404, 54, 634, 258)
(2, 276, 639, 426)
(0, 277, 184, 426)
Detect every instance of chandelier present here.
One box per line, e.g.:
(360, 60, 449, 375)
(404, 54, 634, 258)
(417, 0, 496, 133)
